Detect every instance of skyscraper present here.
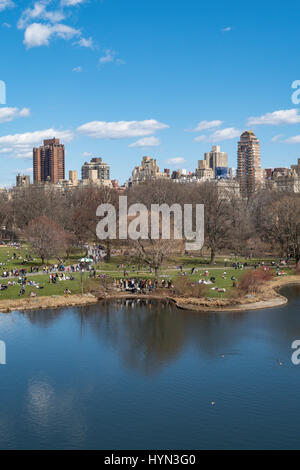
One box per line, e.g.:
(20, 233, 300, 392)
(197, 145, 228, 180)
(237, 131, 264, 197)
(33, 138, 65, 184)
(204, 145, 228, 170)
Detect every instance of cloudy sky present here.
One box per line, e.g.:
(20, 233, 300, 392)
(1, 0, 300, 185)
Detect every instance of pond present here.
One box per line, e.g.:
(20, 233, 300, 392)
(0, 286, 300, 449)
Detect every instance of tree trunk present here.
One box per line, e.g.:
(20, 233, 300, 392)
(154, 266, 159, 283)
(105, 241, 111, 262)
(210, 248, 215, 265)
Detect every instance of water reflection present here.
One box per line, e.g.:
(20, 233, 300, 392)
(24, 308, 65, 327)
(77, 300, 186, 374)
(22, 288, 300, 375)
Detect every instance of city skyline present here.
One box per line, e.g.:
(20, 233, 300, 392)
(11, 131, 300, 189)
(1, 1, 300, 186)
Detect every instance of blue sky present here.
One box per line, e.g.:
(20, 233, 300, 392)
(1, 0, 300, 186)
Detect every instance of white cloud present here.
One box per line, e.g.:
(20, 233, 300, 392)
(0, 0, 14, 12)
(190, 120, 223, 132)
(24, 22, 80, 48)
(82, 151, 93, 157)
(76, 36, 93, 48)
(2, 22, 11, 28)
(61, 0, 86, 6)
(0, 128, 73, 159)
(17, 1, 91, 49)
(0, 107, 30, 123)
(209, 127, 241, 142)
(99, 49, 116, 64)
(209, 127, 241, 141)
(72, 66, 82, 72)
(166, 157, 186, 165)
(77, 120, 169, 139)
(99, 49, 125, 66)
(284, 135, 300, 144)
(271, 134, 284, 142)
(129, 136, 160, 148)
(18, 2, 65, 30)
(221, 27, 231, 32)
(194, 135, 207, 142)
(248, 109, 300, 126)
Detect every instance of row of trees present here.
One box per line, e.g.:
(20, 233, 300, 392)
(0, 180, 299, 272)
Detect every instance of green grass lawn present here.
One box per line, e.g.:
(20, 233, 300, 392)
(0, 247, 296, 301)
(96, 254, 294, 272)
(0, 245, 85, 274)
(0, 272, 88, 300)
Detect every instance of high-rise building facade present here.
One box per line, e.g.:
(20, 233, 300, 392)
(33, 138, 65, 184)
(204, 145, 228, 170)
(81, 158, 110, 181)
(197, 145, 228, 180)
(237, 131, 264, 197)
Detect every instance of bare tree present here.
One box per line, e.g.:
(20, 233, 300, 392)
(23, 216, 71, 264)
(190, 182, 231, 264)
(256, 192, 300, 263)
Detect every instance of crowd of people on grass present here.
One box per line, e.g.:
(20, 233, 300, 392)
(113, 278, 174, 293)
(86, 244, 107, 263)
(0, 276, 44, 296)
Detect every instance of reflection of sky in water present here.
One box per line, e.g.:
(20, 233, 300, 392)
(27, 381, 55, 418)
(0, 289, 300, 449)
(26, 379, 88, 448)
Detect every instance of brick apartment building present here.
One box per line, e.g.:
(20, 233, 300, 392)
(33, 138, 65, 184)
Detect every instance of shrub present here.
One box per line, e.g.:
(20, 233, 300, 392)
(172, 276, 207, 298)
(238, 268, 273, 294)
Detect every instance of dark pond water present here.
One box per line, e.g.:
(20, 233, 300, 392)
(0, 286, 300, 449)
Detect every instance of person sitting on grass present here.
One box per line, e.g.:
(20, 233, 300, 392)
(19, 287, 25, 296)
(30, 291, 37, 297)
(64, 288, 71, 295)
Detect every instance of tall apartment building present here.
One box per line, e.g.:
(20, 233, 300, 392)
(33, 138, 65, 184)
(197, 145, 228, 180)
(81, 158, 110, 181)
(204, 145, 228, 170)
(237, 131, 264, 197)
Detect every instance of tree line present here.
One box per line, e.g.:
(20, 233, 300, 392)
(0, 181, 299, 271)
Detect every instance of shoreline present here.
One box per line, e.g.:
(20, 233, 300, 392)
(173, 276, 300, 312)
(0, 293, 99, 313)
(0, 275, 299, 313)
